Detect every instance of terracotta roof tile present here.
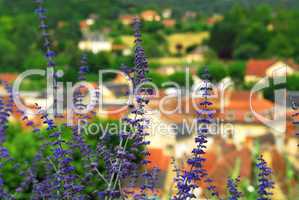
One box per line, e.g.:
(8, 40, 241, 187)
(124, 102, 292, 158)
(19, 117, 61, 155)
(271, 148, 286, 180)
(246, 59, 277, 77)
(246, 59, 299, 77)
(0, 73, 18, 83)
(229, 90, 260, 101)
(224, 92, 274, 123)
(162, 19, 176, 27)
(141, 10, 159, 18)
(204, 147, 252, 195)
(147, 148, 171, 171)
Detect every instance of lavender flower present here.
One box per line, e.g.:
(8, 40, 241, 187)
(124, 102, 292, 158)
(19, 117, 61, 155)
(291, 98, 299, 147)
(173, 68, 219, 200)
(256, 156, 274, 200)
(100, 18, 156, 200)
(227, 177, 242, 200)
(125, 18, 159, 200)
(132, 17, 150, 89)
(33, 3, 85, 197)
(34, 0, 56, 68)
(34, 0, 60, 117)
(0, 82, 14, 199)
(40, 109, 84, 199)
(78, 53, 89, 81)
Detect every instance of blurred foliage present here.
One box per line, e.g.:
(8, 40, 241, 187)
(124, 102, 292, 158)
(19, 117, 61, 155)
(197, 60, 228, 82)
(197, 60, 246, 84)
(148, 72, 167, 88)
(227, 61, 246, 85)
(169, 71, 194, 87)
(208, 4, 299, 61)
(1, 118, 121, 198)
(263, 74, 299, 101)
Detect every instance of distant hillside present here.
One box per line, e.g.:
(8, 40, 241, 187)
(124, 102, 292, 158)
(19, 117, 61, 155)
(1, 0, 299, 19)
(126, 0, 299, 15)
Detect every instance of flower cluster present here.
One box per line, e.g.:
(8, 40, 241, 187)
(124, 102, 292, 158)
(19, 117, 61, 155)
(256, 156, 274, 200)
(227, 177, 242, 200)
(34, 0, 61, 116)
(173, 69, 219, 200)
(291, 98, 299, 147)
(34, 0, 56, 68)
(96, 17, 158, 200)
(0, 82, 14, 199)
(131, 18, 150, 89)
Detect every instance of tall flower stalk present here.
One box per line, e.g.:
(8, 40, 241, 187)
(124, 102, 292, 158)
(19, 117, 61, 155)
(291, 98, 299, 147)
(99, 17, 156, 200)
(256, 156, 274, 200)
(227, 177, 242, 200)
(173, 69, 219, 200)
(34, 0, 59, 116)
(33, 1, 85, 198)
(0, 82, 14, 199)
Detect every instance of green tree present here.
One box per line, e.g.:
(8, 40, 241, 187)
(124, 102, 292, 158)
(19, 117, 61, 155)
(228, 61, 246, 84)
(266, 34, 295, 58)
(263, 74, 299, 101)
(197, 61, 228, 82)
(208, 5, 247, 59)
(148, 72, 168, 88)
(208, 4, 273, 60)
(142, 33, 166, 57)
(23, 51, 47, 70)
(169, 71, 194, 87)
(233, 43, 259, 59)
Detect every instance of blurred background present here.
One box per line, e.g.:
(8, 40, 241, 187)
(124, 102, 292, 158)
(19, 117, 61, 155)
(1, 0, 299, 199)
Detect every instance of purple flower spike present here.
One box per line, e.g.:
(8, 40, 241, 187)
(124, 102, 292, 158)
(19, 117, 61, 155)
(173, 68, 220, 200)
(227, 177, 242, 200)
(256, 156, 274, 200)
(0, 82, 14, 199)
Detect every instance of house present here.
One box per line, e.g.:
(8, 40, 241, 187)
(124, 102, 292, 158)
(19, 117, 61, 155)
(0, 73, 18, 83)
(167, 32, 209, 54)
(162, 19, 176, 28)
(111, 44, 131, 55)
(206, 142, 252, 195)
(155, 65, 195, 76)
(79, 20, 89, 30)
(162, 9, 172, 19)
(122, 148, 172, 199)
(245, 59, 298, 82)
(206, 14, 224, 26)
(182, 11, 197, 21)
(175, 136, 288, 198)
(79, 18, 95, 30)
(147, 148, 180, 200)
(148, 95, 220, 158)
(146, 111, 177, 156)
(78, 32, 112, 53)
(119, 15, 135, 25)
(140, 10, 160, 22)
(222, 91, 274, 140)
(185, 46, 208, 63)
(221, 90, 289, 152)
